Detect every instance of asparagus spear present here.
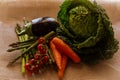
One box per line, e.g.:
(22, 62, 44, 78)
(20, 35, 29, 75)
(7, 44, 31, 52)
(8, 38, 36, 47)
(16, 24, 29, 75)
(7, 31, 56, 66)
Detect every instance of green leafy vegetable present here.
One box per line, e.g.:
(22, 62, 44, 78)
(57, 0, 119, 64)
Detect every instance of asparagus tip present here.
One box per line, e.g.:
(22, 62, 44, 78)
(7, 49, 13, 52)
(6, 62, 13, 67)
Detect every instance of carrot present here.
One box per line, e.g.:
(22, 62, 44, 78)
(58, 54, 68, 80)
(51, 37, 80, 63)
(50, 41, 62, 69)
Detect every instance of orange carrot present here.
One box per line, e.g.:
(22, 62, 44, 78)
(50, 41, 62, 69)
(51, 37, 80, 63)
(58, 54, 68, 80)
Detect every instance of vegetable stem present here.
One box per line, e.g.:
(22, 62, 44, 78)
(14, 25, 28, 75)
(7, 44, 31, 52)
(48, 48, 55, 63)
(7, 31, 56, 66)
(7, 40, 38, 67)
(21, 34, 29, 76)
(9, 38, 36, 47)
(21, 57, 25, 75)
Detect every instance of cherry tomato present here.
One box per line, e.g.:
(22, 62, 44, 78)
(41, 48, 46, 54)
(38, 37, 44, 44)
(29, 59, 36, 65)
(34, 53, 40, 60)
(37, 44, 43, 51)
(25, 63, 31, 70)
(43, 55, 49, 63)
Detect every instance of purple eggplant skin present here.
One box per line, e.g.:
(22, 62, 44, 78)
(31, 17, 60, 36)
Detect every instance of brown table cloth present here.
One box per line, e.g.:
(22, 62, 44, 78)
(0, 0, 120, 80)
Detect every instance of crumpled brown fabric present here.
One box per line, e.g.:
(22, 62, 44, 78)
(0, 0, 120, 80)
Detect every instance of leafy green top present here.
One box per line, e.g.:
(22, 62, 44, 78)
(57, 0, 119, 64)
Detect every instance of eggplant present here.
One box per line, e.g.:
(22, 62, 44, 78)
(18, 17, 60, 36)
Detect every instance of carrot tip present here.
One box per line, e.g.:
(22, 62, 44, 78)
(74, 58, 81, 63)
(58, 70, 64, 80)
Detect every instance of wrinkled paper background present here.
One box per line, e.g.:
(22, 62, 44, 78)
(0, 0, 120, 80)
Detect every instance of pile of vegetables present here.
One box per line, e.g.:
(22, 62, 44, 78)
(7, 0, 119, 79)
(57, 0, 119, 64)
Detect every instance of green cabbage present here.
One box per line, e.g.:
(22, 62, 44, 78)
(57, 0, 119, 64)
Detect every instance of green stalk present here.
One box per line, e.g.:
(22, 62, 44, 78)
(19, 36, 26, 75)
(15, 25, 29, 75)
(21, 34, 29, 75)
(7, 31, 56, 66)
(23, 18, 29, 25)
(47, 46, 55, 64)
(21, 56, 25, 75)
(9, 38, 35, 47)
(7, 44, 31, 52)
(25, 54, 29, 63)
